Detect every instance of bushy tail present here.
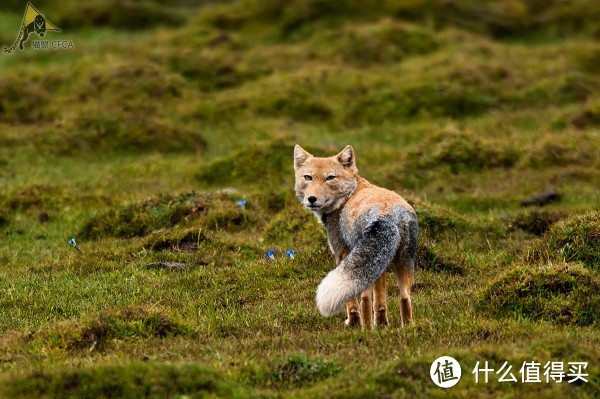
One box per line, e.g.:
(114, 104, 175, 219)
(316, 218, 400, 317)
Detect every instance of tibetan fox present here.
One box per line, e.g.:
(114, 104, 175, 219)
(294, 145, 418, 330)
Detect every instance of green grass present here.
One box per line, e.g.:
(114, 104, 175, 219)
(0, 0, 599, 397)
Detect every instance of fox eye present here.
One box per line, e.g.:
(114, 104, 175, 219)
(304, 175, 312, 181)
(326, 175, 336, 181)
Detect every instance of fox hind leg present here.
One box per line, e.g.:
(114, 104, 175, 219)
(393, 258, 414, 326)
(373, 274, 388, 327)
(345, 298, 360, 327)
(359, 286, 373, 331)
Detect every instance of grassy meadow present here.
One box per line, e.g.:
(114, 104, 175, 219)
(0, 0, 599, 397)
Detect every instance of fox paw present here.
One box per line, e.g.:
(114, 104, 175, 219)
(345, 314, 361, 327)
(345, 318, 360, 327)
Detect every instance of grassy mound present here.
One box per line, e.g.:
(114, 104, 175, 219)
(527, 211, 599, 269)
(270, 356, 340, 387)
(417, 239, 464, 275)
(571, 98, 600, 128)
(202, 0, 600, 39)
(0, 362, 246, 399)
(316, 18, 440, 67)
(509, 210, 566, 236)
(413, 201, 466, 238)
(245, 355, 341, 388)
(45, 61, 206, 155)
(264, 204, 321, 244)
(205, 207, 254, 232)
(0, 68, 64, 124)
(408, 129, 519, 173)
(478, 263, 599, 326)
(79, 192, 210, 239)
(523, 131, 599, 168)
(2, 184, 69, 212)
(197, 141, 328, 188)
(143, 228, 207, 252)
(166, 46, 269, 91)
(1, 183, 107, 215)
(39, 307, 194, 353)
(50, 111, 207, 155)
(49, 0, 186, 30)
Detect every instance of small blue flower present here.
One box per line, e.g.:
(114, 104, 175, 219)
(236, 200, 247, 209)
(264, 249, 276, 260)
(68, 237, 82, 253)
(285, 249, 297, 259)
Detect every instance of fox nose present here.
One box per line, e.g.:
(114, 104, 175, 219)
(308, 196, 317, 204)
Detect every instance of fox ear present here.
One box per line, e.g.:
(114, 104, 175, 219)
(294, 145, 312, 170)
(337, 145, 356, 170)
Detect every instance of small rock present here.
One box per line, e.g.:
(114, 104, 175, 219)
(38, 212, 50, 223)
(520, 189, 562, 207)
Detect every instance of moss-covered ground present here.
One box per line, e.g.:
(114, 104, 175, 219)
(0, 0, 598, 397)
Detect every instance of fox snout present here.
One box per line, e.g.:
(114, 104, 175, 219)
(304, 195, 321, 209)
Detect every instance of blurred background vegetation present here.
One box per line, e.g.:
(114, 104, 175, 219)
(0, 1, 598, 398)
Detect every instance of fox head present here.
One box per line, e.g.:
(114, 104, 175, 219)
(294, 144, 359, 214)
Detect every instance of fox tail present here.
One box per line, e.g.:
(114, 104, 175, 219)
(316, 217, 401, 317)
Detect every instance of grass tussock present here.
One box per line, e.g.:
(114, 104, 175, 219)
(204, 0, 600, 39)
(79, 192, 210, 239)
(197, 140, 325, 188)
(51, 111, 208, 155)
(142, 227, 207, 252)
(413, 201, 466, 238)
(0, 68, 64, 124)
(417, 239, 464, 275)
(571, 98, 600, 129)
(50, 0, 186, 30)
(317, 18, 440, 67)
(205, 207, 254, 232)
(166, 46, 269, 91)
(0, 362, 245, 399)
(45, 61, 206, 155)
(523, 131, 599, 168)
(409, 128, 520, 174)
(527, 211, 600, 269)
(2, 184, 69, 212)
(1, 183, 108, 215)
(478, 263, 599, 326)
(264, 204, 321, 244)
(509, 209, 566, 236)
(38, 307, 194, 354)
(245, 355, 341, 388)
